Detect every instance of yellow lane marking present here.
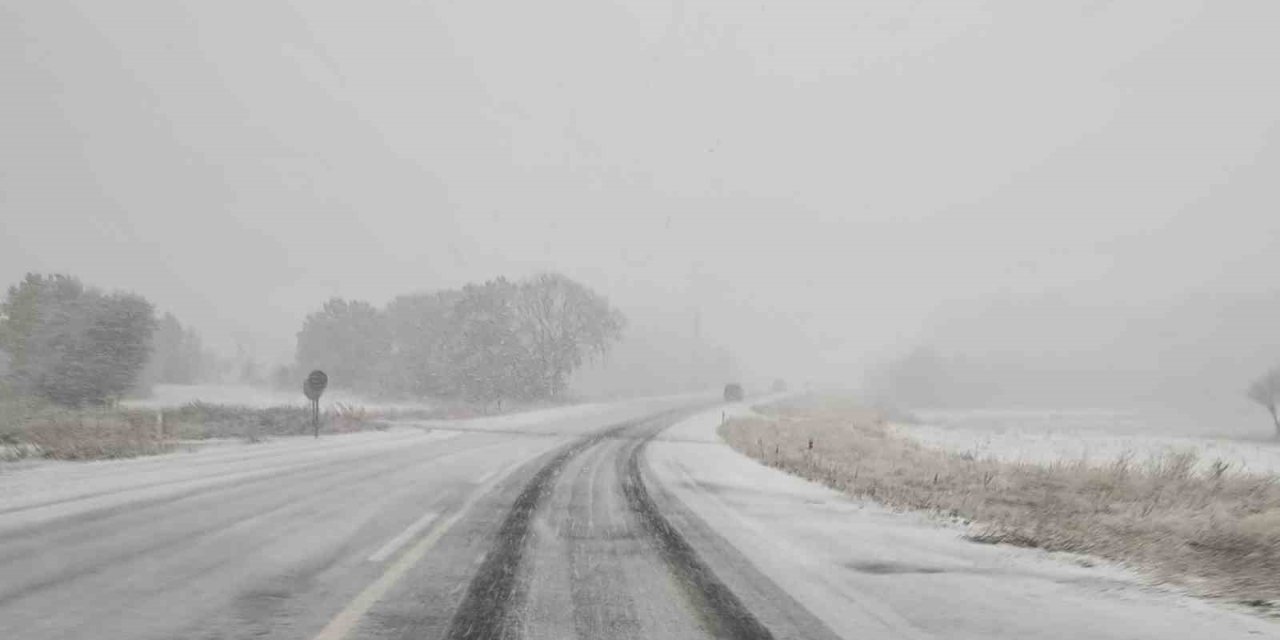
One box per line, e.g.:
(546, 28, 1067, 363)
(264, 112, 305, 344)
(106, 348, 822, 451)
(311, 463, 520, 640)
(367, 511, 440, 563)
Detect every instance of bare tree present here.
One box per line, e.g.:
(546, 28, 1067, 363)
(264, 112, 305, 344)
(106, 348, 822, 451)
(1246, 366, 1280, 438)
(139, 312, 207, 388)
(514, 273, 625, 399)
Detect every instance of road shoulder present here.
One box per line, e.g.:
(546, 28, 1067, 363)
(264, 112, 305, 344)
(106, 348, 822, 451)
(644, 405, 1277, 639)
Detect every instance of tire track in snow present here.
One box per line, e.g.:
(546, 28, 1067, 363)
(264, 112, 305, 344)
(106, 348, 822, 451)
(445, 407, 775, 640)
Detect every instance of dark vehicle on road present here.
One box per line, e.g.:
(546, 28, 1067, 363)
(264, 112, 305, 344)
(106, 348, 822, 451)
(723, 383, 745, 402)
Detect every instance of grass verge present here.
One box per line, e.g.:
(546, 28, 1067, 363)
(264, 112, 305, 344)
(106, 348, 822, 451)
(1, 399, 390, 461)
(720, 395, 1280, 613)
(0, 394, 571, 462)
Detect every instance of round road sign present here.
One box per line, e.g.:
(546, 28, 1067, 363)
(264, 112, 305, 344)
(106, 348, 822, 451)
(304, 370, 328, 401)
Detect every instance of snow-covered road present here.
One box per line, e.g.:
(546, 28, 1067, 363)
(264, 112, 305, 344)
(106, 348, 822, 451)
(2, 396, 1273, 639)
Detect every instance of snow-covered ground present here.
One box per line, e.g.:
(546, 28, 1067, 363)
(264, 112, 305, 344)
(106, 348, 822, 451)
(648, 406, 1278, 638)
(410, 403, 605, 431)
(0, 427, 452, 530)
(0, 396, 695, 525)
(894, 408, 1280, 475)
(405, 391, 713, 436)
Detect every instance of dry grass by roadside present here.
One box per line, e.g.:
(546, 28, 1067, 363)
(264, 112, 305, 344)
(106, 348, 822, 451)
(0, 399, 390, 461)
(159, 402, 389, 441)
(0, 395, 570, 462)
(720, 395, 1280, 612)
(16, 411, 178, 460)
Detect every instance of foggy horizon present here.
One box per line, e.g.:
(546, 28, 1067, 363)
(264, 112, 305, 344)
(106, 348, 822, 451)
(5, 1, 1279, 413)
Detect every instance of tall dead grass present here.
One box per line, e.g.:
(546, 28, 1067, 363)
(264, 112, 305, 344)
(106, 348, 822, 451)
(0, 398, 389, 461)
(20, 410, 177, 460)
(720, 397, 1280, 609)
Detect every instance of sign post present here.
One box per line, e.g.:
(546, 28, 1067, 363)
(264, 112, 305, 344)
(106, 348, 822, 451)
(303, 370, 328, 438)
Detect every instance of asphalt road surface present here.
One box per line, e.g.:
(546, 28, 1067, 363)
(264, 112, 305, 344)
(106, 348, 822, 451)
(1, 397, 1274, 639)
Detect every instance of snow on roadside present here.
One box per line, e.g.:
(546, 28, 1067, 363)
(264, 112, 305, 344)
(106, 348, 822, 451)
(411, 403, 603, 430)
(1, 395, 705, 514)
(648, 405, 1279, 638)
(0, 402, 611, 527)
(406, 392, 712, 435)
(0, 427, 450, 528)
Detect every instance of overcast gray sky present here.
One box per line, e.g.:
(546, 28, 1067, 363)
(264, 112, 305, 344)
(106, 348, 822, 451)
(3, 1, 1279, 396)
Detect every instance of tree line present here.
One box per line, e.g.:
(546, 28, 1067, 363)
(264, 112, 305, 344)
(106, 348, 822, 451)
(0, 273, 214, 406)
(294, 273, 625, 404)
(0, 271, 624, 408)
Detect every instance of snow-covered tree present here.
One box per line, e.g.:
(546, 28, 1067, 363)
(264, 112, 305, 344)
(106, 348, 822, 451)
(295, 298, 390, 393)
(0, 273, 155, 406)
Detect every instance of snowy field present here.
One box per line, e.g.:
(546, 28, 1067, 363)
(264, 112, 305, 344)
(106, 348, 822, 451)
(894, 408, 1280, 476)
